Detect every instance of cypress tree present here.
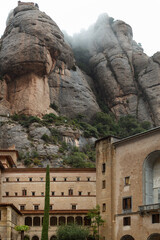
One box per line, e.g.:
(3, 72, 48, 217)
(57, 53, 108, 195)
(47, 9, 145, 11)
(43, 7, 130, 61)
(41, 165, 50, 240)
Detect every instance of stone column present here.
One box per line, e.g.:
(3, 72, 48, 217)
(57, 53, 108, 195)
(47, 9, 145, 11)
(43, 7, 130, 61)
(6, 206, 12, 240)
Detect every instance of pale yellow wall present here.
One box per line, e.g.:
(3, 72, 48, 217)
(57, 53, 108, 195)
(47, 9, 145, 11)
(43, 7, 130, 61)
(96, 129, 160, 240)
(1, 170, 96, 211)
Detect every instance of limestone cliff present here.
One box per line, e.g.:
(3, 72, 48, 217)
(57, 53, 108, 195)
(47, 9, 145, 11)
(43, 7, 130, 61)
(70, 14, 160, 125)
(0, 2, 100, 119)
(0, 3, 160, 126)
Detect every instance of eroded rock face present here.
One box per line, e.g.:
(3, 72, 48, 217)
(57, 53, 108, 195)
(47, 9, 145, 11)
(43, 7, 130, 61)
(0, 3, 100, 119)
(71, 14, 160, 125)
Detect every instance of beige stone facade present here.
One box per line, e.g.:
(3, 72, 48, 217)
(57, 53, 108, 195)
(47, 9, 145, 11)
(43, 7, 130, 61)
(96, 127, 160, 240)
(0, 150, 96, 240)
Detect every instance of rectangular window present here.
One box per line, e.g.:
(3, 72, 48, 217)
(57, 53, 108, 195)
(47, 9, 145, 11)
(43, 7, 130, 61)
(20, 205, 25, 210)
(52, 191, 55, 196)
(79, 191, 82, 196)
(34, 205, 39, 210)
(5, 192, 9, 196)
(123, 217, 131, 226)
(32, 192, 35, 196)
(64, 178, 67, 181)
(123, 197, 132, 211)
(102, 180, 106, 189)
(6, 178, 9, 182)
(50, 205, 53, 210)
(29, 178, 32, 182)
(53, 177, 56, 181)
(41, 192, 44, 196)
(72, 205, 76, 210)
(125, 177, 130, 186)
(152, 214, 160, 223)
(102, 203, 106, 212)
(69, 189, 73, 195)
(15, 192, 18, 196)
(40, 177, 43, 181)
(61, 192, 64, 196)
(17, 178, 20, 182)
(88, 192, 90, 196)
(77, 177, 80, 181)
(22, 189, 27, 196)
(102, 163, 106, 173)
(87, 177, 90, 181)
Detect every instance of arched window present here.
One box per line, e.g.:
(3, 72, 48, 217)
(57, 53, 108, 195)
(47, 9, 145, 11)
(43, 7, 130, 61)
(25, 217, 32, 226)
(75, 216, 82, 225)
(33, 217, 40, 226)
(84, 216, 91, 226)
(120, 235, 134, 240)
(143, 151, 160, 204)
(32, 236, 39, 240)
(147, 233, 160, 240)
(50, 216, 57, 226)
(67, 216, 74, 225)
(59, 216, 66, 225)
(50, 236, 57, 240)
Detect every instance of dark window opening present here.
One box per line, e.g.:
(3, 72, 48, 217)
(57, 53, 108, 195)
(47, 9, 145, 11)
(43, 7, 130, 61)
(61, 192, 64, 196)
(102, 163, 106, 173)
(84, 216, 91, 226)
(102, 180, 106, 189)
(102, 203, 106, 212)
(22, 189, 27, 196)
(6, 178, 9, 182)
(67, 216, 74, 225)
(29, 178, 32, 182)
(25, 217, 32, 226)
(123, 217, 131, 226)
(87, 178, 90, 181)
(123, 197, 132, 211)
(59, 216, 66, 225)
(77, 177, 80, 181)
(17, 178, 20, 182)
(34, 205, 39, 210)
(5, 192, 9, 196)
(64, 178, 67, 181)
(125, 177, 130, 186)
(33, 217, 40, 226)
(152, 214, 160, 223)
(50, 217, 57, 226)
(52, 192, 55, 196)
(15, 192, 18, 196)
(53, 178, 56, 182)
(50, 205, 53, 210)
(88, 192, 90, 196)
(32, 192, 35, 196)
(72, 205, 76, 210)
(69, 189, 73, 196)
(79, 191, 82, 196)
(76, 216, 82, 225)
(20, 205, 25, 210)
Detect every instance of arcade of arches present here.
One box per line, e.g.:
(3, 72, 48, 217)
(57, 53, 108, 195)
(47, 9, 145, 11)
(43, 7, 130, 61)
(25, 215, 91, 227)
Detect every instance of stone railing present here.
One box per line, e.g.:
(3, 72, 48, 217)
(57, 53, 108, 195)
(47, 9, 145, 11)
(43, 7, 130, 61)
(139, 203, 160, 216)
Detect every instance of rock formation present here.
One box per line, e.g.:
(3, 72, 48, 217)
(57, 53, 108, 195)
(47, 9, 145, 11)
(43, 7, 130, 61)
(0, 2, 100, 119)
(0, 3, 160, 125)
(70, 14, 160, 125)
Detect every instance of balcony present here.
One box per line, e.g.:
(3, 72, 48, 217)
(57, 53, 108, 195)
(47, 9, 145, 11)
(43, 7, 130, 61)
(139, 203, 160, 216)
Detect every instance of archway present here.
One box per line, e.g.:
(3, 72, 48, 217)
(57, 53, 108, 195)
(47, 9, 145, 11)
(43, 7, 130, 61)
(59, 216, 66, 225)
(25, 217, 32, 226)
(76, 216, 82, 225)
(120, 235, 134, 240)
(33, 217, 40, 226)
(24, 236, 30, 240)
(32, 236, 39, 240)
(67, 216, 74, 225)
(148, 233, 160, 240)
(50, 236, 57, 240)
(50, 216, 57, 226)
(84, 216, 91, 226)
(143, 151, 160, 204)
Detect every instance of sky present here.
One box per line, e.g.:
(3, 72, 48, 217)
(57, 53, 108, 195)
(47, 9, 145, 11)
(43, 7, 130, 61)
(0, 0, 160, 56)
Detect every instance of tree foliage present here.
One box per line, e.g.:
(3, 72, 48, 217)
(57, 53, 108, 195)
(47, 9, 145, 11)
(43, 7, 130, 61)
(56, 224, 89, 240)
(41, 165, 50, 240)
(87, 205, 104, 240)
